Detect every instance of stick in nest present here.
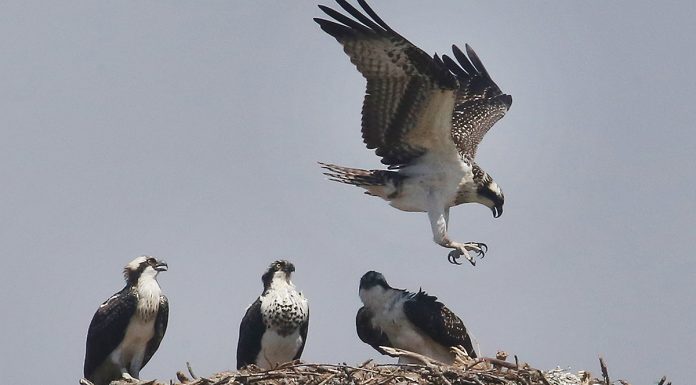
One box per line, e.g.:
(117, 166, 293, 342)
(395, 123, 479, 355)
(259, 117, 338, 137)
(379, 346, 445, 367)
(599, 357, 610, 385)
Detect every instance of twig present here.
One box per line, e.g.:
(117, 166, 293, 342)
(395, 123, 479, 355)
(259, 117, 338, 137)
(176, 371, 191, 384)
(79, 379, 95, 385)
(187, 362, 198, 379)
(380, 346, 444, 367)
(536, 369, 551, 385)
(466, 357, 517, 370)
(599, 357, 610, 385)
(315, 373, 338, 385)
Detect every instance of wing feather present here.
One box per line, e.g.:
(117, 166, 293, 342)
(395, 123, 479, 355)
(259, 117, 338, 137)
(402, 291, 477, 358)
(84, 287, 138, 378)
(236, 299, 265, 369)
(315, 1, 458, 167)
(356, 306, 392, 355)
(443, 44, 512, 158)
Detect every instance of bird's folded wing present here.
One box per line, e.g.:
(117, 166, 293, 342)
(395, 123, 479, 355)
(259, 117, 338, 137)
(142, 295, 169, 368)
(84, 288, 138, 377)
(356, 306, 392, 355)
(402, 290, 477, 358)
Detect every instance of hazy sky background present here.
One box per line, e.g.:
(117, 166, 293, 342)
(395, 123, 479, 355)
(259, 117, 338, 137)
(1, 1, 694, 384)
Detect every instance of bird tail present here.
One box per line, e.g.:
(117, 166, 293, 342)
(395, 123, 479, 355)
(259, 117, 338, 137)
(319, 162, 401, 199)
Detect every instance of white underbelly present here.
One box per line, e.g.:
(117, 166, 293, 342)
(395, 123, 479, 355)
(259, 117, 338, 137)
(110, 316, 156, 375)
(257, 329, 303, 369)
(389, 166, 469, 212)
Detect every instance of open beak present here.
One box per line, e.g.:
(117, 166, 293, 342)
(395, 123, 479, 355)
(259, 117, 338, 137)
(155, 261, 168, 272)
(492, 206, 503, 218)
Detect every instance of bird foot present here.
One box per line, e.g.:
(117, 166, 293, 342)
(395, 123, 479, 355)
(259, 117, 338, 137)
(120, 373, 138, 383)
(447, 242, 488, 265)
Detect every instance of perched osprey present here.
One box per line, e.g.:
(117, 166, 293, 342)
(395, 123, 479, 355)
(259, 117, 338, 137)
(356, 271, 477, 364)
(315, 0, 511, 265)
(237, 260, 309, 369)
(83, 256, 169, 385)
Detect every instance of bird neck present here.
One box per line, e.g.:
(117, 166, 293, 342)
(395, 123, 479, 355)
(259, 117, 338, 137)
(266, 276, 296, 294)
(135, 274, 161, 321)
(360, 286, 403, 311)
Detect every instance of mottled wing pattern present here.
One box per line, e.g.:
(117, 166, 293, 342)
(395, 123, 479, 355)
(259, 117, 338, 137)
(293, 308, 310, 360)
(84, 287, 138, 378)
(441, 44, 512, 159)
(315, 0, 458, 167)
(142, 295, 169, 369)
(402, 290, 477, 358)
(356, 306, 392, 355)
(236, 298, 265, 369)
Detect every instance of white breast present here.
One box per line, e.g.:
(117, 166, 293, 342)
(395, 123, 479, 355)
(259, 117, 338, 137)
(260, 284, 309, 331)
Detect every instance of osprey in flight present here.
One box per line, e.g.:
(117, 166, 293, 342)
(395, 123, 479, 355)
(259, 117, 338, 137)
(83, 256, 169, 385)
(356, 271, 477, 363)
(237, 260, 309, 369)
(315, 0, 511, 265)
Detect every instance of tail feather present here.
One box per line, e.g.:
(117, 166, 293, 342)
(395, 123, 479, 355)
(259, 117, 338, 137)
(319, 162, 386, 186)
(319, 162, 402, 199)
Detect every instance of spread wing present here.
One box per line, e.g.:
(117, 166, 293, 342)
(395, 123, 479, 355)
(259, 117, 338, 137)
(236, 298, 265, 369)
(442, 44, 512, 159)
(402, 290, 477, 358)
(356, 306, 392, 355)
(315, 0, 459, 167)
(142, 295, 169, 369)
(84, 287, 138, 378)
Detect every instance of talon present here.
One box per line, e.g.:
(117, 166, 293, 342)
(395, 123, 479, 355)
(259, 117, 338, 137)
(447, 251, 462, 265)
(466, 253, 476, 266)
(480, 243, 488, 253)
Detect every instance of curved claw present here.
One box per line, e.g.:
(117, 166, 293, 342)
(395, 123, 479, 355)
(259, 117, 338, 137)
(468, 242, 487, 259)
(447, 250, 463, 265)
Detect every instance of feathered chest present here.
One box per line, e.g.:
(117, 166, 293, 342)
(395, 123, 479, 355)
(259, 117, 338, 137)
(370, 294, 410, 332)
(135, 279, 162, 321)
(260, 288, 308, 336)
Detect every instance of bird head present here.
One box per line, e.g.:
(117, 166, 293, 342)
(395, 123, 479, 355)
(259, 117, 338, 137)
(359, 271, 390, 290)
(477, 178, 504, 218)
(359, 271, 394, 307)
(262, 259, 296, 289)
(123, 255, 168, 285)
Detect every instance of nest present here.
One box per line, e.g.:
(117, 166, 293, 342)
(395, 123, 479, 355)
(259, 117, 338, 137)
(83, 347, 668, 385)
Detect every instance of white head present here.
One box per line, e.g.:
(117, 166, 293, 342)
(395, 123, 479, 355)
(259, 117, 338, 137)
(476, 178, 504, 218)
(123, 255, 168, 285)
(261, 259, 296, 291)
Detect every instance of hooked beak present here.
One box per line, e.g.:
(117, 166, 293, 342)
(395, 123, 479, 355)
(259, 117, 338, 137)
(492, 205, 503, 218)
(155, 261, 168, 272)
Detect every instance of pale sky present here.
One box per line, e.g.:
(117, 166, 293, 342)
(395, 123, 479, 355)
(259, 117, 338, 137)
(1, 1, 694, 384)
